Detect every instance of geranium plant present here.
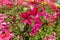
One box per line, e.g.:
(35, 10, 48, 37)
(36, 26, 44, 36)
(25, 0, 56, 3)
(0, 0, 60, 40)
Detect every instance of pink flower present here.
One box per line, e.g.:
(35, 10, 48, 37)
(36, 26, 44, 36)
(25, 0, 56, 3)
(0, 0, 4, 8)
(0, 18, 4, 23)
(0, 14, 7, 19)
(0, 14, 9, 29)
(44, 32, 56, 40)
(46, 0, 55, 3)
(28, 0, 44, 3)
(4, 0, 13, 8)
(43, 12, 49, 20)
(43, 12, 56, 22)
(0, 0, 3, 4)
(17, 0, 25, 5)
(0, 30, 14, 40)
(49, 0, 55, 3)
(53, 12, 58, 19)
(49, 2, 59, 12)
(49, 14, 56, 22)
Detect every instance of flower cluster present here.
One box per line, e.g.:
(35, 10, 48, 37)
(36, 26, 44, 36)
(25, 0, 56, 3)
(0, 14, 8, 29)
(0, 14, 14, 40)
(20, 7, 43, 36)
(20, 2, 59, 36)
(0, 0, 55, 8)
(43, 12, 58, 22)
(0, 30, 13, 40)
(0, 0, 60, 40)
(44, 32, 56, 40)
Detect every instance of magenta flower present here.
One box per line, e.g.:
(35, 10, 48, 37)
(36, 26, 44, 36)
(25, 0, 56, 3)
(34, 17, 42, 24)
(30, 7, 43, 17)
(20, 7, 43, 25)
(30, 7, 38, 16)
(30, 17, 42, 36)
(20, 7, 43, 36)
(20, 12, 32, 25)
(30, 24, 40, 36)
(30, 23, 42, 36)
